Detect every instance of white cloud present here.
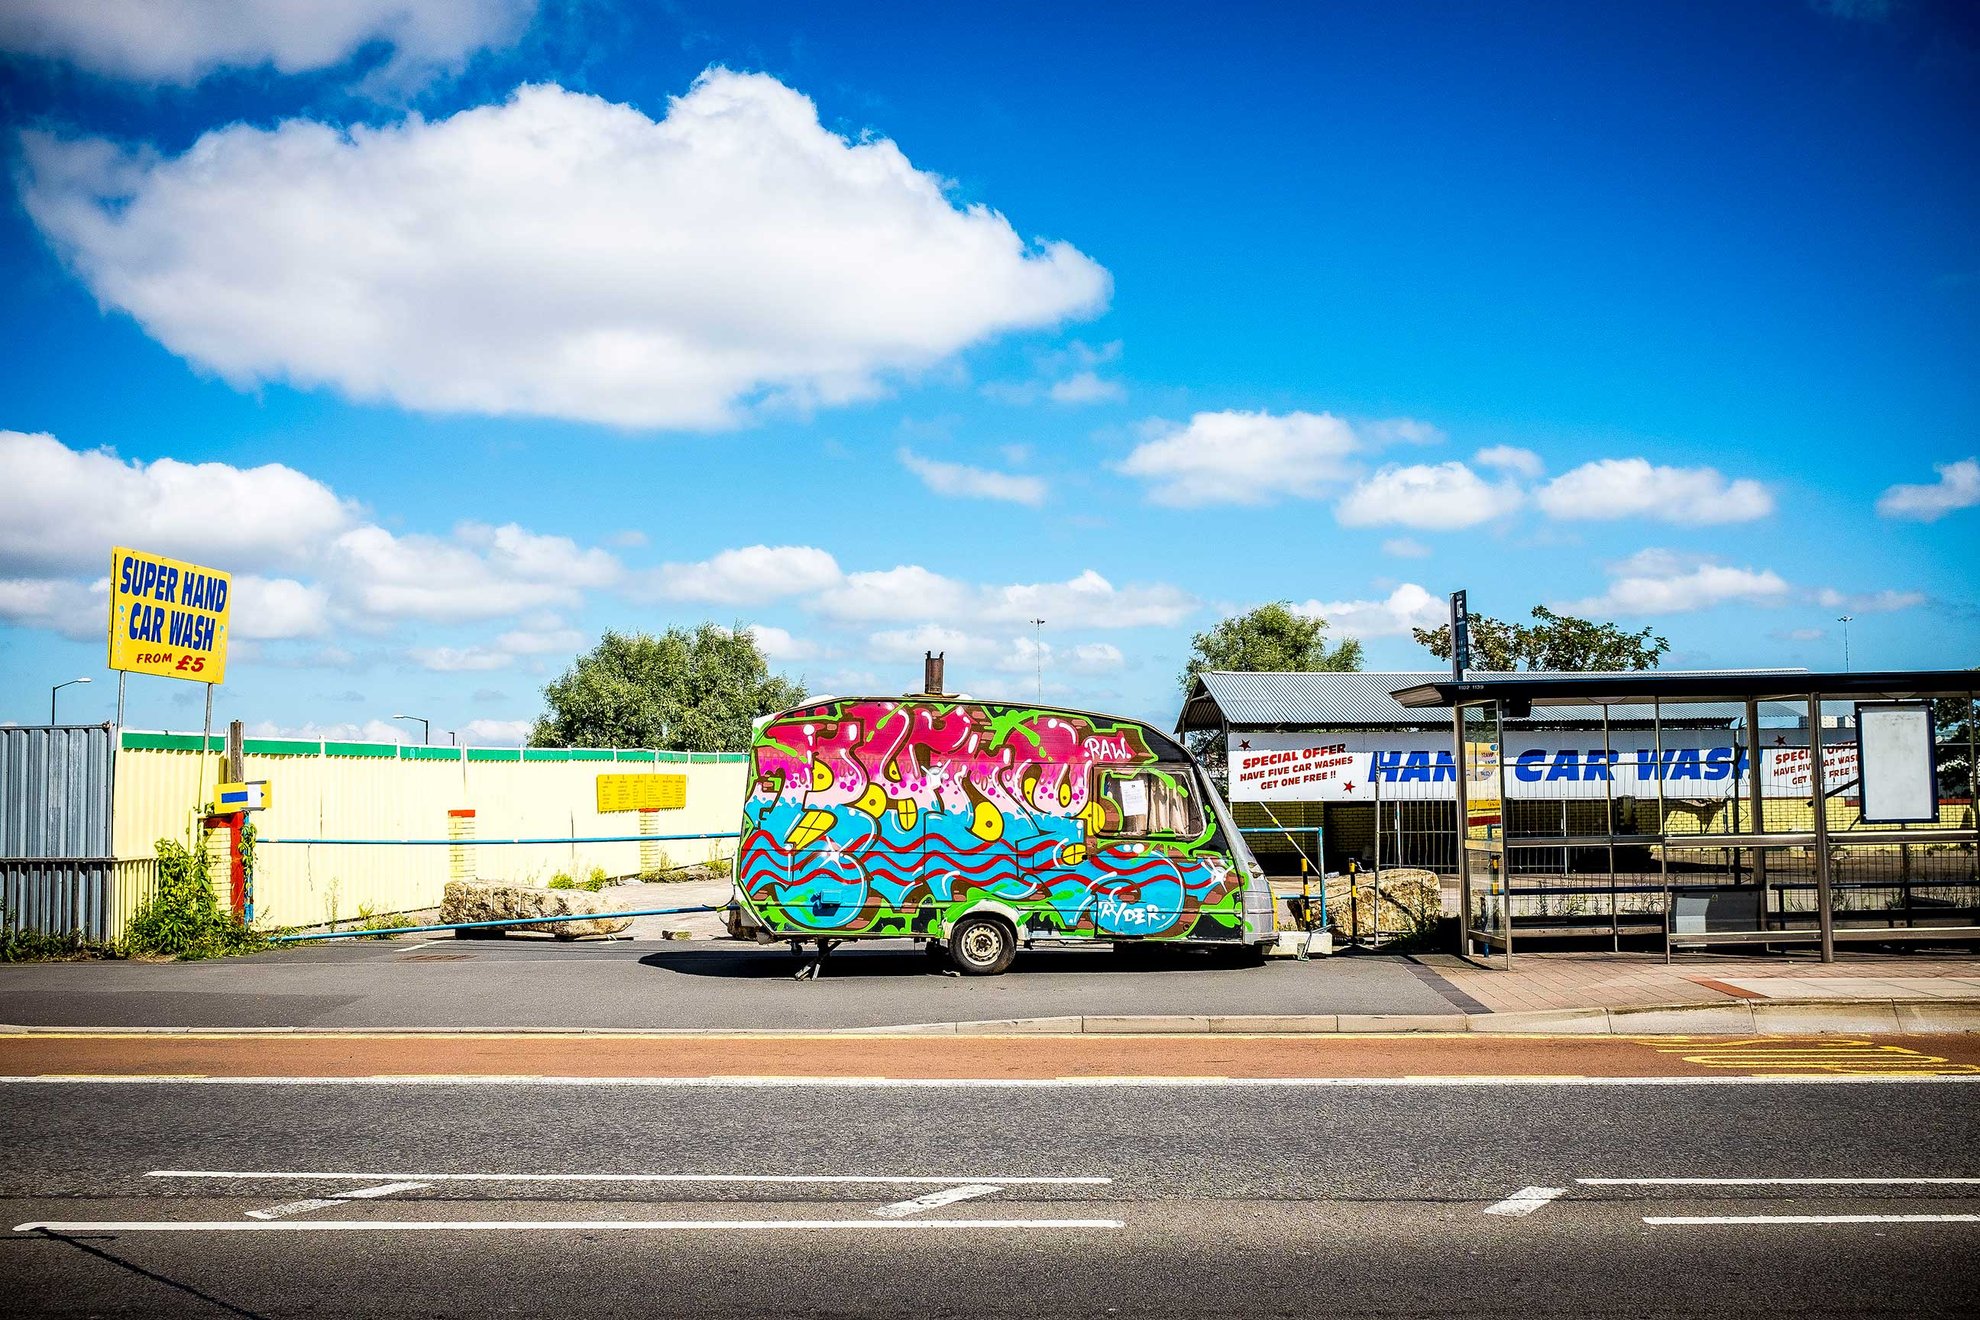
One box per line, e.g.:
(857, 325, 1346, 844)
(409, 645, 513, 672)
(813, 566, 973, 622)
(231, 576, 330, 639)
(0, 576, 104, 641)
(1536, 458, 1772, 524)
(246, 718, 407, 743)
(808, 564, 1193, 629)
(1117, 410, 1363, 506)
(1814, 587, 1926, 612)
(1875, 458, 1980, 522)
(329, 523, 618, 622)
(1294, 583, 1445, 638)
(1381, 537, 1431, 559)
(1365, 418, 1445, 447)
(1565, 549, 1791, 616)
(0, 0, 533, 87)
(745, 624, 821, 663)
(1473, 445, 1544, 478)
(0, 429, 356, 576)
(975, 569, 1195, 628)
(1047, 372, 1124, 404)
(1336, 462, 1525, 529)
(21, 71, 1109, 429)
(898, 449, 1047, 506)
(868, 624, 985, 663)
(459, 717, 531, 746)
(645, 545, 843, 606)
(494, 625, 584, 655)
(1064, 641, 1125, 673)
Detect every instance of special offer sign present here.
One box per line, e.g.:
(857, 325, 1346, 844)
(107, 546, 231, 684)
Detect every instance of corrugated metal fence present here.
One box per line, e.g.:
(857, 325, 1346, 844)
(0, 724, 133, 940)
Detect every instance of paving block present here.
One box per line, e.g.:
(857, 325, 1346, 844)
(1607, 1003, 1759, 1035)
(1750, 1001, 1903, 1034)
(1207, 1015, 1339, 1034)
(1894, 1001, 1980, 1033)
(1334, 1013, 1472, 1033)
(1080, 1015, 1210, 1033)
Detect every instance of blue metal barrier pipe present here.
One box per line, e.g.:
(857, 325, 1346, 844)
(257, 833, 734, 846)
(271, 903, 724, 943)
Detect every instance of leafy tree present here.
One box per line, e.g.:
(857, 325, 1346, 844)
(1412, 605, 1669, 672)
(1180, 602, 1363, 692)
(1180, 603, 1361, 777)
(1934, 678, 1977, 800)
(530, 625, 805, 753)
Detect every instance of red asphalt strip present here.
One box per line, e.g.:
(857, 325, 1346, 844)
(3, 1033, 1978, 1079)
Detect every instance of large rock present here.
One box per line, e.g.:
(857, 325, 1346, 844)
(441, 880, 634, 939)
(1284, 868, 1445, 939)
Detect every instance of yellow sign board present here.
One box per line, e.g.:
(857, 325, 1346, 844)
(108, 546, 231, 684)
(214, 781, 270, 812)
(1464, 739, 1502, 836)
(596, 772, 687, 813)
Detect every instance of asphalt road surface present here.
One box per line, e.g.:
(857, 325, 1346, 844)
(0, 939, 1468, 1029)
(4, 1074, 1976, 1317)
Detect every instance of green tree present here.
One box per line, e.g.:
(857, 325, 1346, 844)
(1412, 605, 1669, 672)
(1934, 679, 1977, 801)
(1180, 603, 1361, 777)
(1180, 602, 1363, 692)
(530, 625, 805, 752)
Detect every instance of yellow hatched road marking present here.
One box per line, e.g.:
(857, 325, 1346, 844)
(1632, 1037, 1980, 1077)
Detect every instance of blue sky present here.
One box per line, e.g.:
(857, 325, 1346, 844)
(2, 0, 1975, 740)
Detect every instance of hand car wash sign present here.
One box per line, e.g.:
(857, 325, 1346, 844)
(108, 546, 231, 684)
(1228, 730, 1857, 802)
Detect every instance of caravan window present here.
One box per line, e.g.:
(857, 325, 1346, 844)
(1093, 764, 1203, 838)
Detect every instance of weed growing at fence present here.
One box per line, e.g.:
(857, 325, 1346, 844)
(124, 839, 268, 960)
(0, 917, 122, 962)
(352, 905, 401, 939)
(547, 865, 611, 891)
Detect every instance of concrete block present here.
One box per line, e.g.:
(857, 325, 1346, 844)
(1207, 1015, 1339, 1034)
(1607, 1003, 1759, 1035)
(1750, 1001, 1903, 1035)
(1081, 1015, 1210, 1033)
(1470, 1008, 1612, 1034)
(1335, 1013, 1471, 1033)
(954, 1016, 1083, 1034)
(1895, 1001, 1980, 1034)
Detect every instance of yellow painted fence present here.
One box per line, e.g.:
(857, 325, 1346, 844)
(113, 732, 749, 931)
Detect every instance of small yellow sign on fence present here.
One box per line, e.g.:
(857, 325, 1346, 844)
(596, 772, 687, 813)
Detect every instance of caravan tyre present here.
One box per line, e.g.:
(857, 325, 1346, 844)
(947, 915, 1017, 976)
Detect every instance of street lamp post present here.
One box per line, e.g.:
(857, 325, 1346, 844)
(392, 713, 430, 745)
(1029, 618, 1045, 699)
(50, 677, 91, 724)
(1837, 615, 1853, 672)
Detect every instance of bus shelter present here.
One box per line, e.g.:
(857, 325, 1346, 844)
(1388, 669, 1979, 965)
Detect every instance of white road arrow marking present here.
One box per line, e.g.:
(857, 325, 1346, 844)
(872, 1185, 1002, 1218)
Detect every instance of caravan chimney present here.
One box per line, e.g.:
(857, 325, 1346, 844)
(924, 651, 945, 696)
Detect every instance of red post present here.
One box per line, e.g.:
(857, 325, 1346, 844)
(201, 811, 248, 916)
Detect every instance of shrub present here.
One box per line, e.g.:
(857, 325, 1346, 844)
(125, 838, 268, 960)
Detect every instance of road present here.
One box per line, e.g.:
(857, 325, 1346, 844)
(0, 938, 1469, 1030)
(3, 1071, 1976, 1317)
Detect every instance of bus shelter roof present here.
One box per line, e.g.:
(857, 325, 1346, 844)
(1389, 668, 1978, 710)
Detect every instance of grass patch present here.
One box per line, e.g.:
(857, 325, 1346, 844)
(548, 865, 612, 892)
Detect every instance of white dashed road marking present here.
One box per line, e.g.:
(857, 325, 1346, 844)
(1483, 1186, 1565, 1216)
(872, 1185, 1002, 1218)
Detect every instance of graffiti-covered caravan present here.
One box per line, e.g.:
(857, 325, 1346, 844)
(730, 698, 1273, 975)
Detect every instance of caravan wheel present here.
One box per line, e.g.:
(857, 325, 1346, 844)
(947, 914, 1017, 976)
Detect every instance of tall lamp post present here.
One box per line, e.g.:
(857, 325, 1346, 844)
(1837, 615, 1853, 672)
(1029, 618, 1046, 699)
(392, 713, 430, 745)
(50, 676, 92, 724)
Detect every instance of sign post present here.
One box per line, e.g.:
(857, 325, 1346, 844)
(1448, 589, 1470, 679)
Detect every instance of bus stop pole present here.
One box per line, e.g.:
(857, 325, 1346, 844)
(1745, 697, 1769, 933)
(1808, 691, 1835, 963)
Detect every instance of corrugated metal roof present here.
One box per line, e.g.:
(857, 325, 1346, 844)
(1177, 669, 1805, 732)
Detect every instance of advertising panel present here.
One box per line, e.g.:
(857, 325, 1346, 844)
(107, 546, 230, 684)
(1227, 729, 1859, 803)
